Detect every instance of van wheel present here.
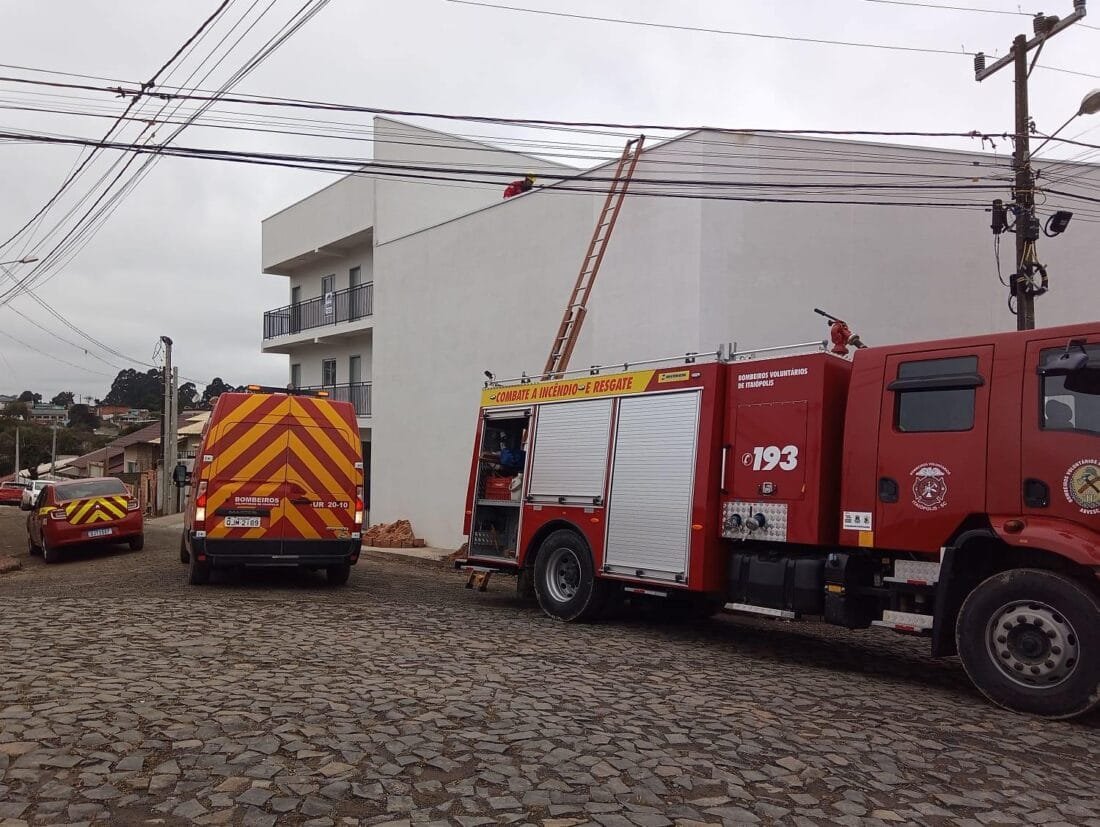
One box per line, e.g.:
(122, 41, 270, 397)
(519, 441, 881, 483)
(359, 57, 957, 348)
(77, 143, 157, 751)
(28, 535, 41, 557)
(326, 564, 351, 586)
(179, 533, 189, 564)
(956, 568, 1100, 719)
(533, 529, 607, 622)
(188, 549, 211, 585)
(129, 535, 144, 552)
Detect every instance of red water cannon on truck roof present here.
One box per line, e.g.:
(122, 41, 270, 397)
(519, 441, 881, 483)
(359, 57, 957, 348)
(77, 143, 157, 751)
(461, 320, 1100, 718)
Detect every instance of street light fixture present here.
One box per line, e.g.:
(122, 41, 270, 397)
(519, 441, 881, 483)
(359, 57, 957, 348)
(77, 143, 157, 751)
(1031, 89, 1100, 157)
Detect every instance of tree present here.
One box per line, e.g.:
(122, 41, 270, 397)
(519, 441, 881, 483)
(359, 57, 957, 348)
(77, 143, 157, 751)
(179, 382, 198, 409)
(68, 404, 100, 430)
(102, 368, 163, 410)
(18, 390, 41, 404)
(50, 391, 75, 407)
(201, 378, 235, 407)
(2, 401, 28, 420)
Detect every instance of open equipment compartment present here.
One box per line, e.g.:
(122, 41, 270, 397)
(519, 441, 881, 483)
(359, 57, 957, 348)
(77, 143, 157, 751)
(468, 408, 529, 559)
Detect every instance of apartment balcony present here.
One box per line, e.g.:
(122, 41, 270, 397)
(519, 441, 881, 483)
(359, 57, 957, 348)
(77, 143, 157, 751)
(299, 382, 371, 422)
(262, 283, 373, 353)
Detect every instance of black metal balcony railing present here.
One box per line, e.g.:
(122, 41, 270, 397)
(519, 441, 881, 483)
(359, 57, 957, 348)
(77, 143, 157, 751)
(298, 382, 371, 417)
(264, 282, 373, 339)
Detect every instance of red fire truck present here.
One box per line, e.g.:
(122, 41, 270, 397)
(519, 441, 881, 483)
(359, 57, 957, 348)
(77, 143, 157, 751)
(462, 321, 1100, 718)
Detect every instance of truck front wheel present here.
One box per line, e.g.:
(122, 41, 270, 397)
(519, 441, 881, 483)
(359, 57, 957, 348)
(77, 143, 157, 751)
(533, 529, 607, 622)
(956, 568, 1100, 719)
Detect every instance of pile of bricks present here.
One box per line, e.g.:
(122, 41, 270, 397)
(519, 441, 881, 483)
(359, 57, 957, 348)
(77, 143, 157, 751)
(362, 519, 426, 549)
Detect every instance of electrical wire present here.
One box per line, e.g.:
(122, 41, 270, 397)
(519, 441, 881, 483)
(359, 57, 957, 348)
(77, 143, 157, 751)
(444, 0, 1100, 69)
(0, 0, 331, 384)
(862, 0, 1100, 31)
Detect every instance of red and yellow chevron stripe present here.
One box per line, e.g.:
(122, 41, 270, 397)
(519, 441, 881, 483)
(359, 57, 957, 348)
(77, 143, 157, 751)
(64, 496, 129, 525)
(199, 393, 362, 542)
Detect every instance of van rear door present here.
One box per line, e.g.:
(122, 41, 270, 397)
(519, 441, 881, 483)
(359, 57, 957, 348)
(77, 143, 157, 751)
(279, 397, 361, 551)
(203, 419, 290, 555)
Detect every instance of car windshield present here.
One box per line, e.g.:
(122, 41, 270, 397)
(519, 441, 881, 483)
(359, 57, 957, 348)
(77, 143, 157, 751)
(54, 479, 128, 502)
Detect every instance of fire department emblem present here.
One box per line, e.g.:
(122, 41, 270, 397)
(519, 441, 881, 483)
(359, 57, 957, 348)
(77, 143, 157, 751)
(1063, 459, 1100, 512)
(911, 463, 950, 511)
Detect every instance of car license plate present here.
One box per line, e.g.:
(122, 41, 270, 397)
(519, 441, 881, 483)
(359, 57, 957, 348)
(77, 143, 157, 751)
(86, 528, 112, 538)
(224, 516, 261, 528)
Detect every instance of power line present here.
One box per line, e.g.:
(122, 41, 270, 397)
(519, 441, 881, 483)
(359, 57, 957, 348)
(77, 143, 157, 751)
(445, 0, 969, 55)
(446, 1, 1100, 60)
(862, 0, 1100, 31)
(0, 0, 329, 384)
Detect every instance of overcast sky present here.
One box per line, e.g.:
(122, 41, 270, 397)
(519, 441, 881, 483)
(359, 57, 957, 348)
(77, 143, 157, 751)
(0, 0, 1096, 401)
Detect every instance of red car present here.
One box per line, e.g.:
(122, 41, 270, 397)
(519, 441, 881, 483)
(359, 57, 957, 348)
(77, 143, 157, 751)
(0, 481, 27, 506)
(26, 477, 144, 564)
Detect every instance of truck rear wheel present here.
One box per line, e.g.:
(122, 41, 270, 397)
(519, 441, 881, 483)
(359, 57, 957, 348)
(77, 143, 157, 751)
(956, 568, 1100, 719)
(533, 529, 607, 622)
(188, 548, 211, 585)
(179, 533, 189, 564)
(326, 563, 351, 586)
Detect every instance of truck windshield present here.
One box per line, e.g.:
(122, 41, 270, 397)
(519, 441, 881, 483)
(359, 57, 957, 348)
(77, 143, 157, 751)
(1042, 345, 1100, 436)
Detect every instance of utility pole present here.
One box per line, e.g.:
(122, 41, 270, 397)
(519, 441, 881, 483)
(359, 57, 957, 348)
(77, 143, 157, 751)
(50, 423, 57, 475)
(13, 427, 19, 482)
(159, 335, 175, 515)
(974, 1, 1087, 330)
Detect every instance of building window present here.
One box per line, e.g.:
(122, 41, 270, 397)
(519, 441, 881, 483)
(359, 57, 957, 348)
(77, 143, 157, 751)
(349, 266, 361, 288)
(290, 363, 301, 389)
(349, 355, 361, 385)
(891, 356, 982, 433)
(322, 359, 337, 387)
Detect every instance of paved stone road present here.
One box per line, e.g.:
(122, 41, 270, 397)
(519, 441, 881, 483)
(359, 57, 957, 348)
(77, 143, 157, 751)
(1, 505, 1099, 827)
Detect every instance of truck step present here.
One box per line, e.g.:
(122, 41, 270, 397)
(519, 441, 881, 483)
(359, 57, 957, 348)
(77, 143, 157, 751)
(883, 558, 941, 587)
(724, 602, 796, 620)
(872, 610, 934, 634)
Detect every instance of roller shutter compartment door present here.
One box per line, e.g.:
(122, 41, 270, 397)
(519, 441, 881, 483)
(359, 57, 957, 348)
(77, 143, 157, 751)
(528, 398, 613, 502)
(605, 392, 700, 580)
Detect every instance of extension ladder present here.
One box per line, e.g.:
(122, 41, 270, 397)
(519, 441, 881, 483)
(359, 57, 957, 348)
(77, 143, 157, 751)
(542, 135, 645, 379)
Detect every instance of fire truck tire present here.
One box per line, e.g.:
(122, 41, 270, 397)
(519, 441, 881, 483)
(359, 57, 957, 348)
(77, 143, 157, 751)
(325, 564, 351, 586)
(533, 529, 607, 622)
(179, 533, 189, 564)
(188, 549, 211, 585)
(128, 534, 144, 552)
(956, 568, 1100, 719)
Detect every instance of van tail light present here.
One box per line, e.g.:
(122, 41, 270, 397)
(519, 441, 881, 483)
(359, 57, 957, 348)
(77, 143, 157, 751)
(194, 481, 208, 526)
(50, 509, 68, 521)
(354, 487, 364, 525)
(126, 498, 140, 512)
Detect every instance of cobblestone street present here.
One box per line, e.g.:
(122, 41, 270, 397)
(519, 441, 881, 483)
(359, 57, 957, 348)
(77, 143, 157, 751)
(0, 505, 1098, 827)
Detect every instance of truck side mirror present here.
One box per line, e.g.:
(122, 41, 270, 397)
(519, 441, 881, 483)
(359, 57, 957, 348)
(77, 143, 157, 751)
(1039, 342, 1089, 375)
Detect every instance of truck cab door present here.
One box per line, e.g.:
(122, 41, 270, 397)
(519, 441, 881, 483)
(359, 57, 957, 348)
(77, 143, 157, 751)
(1022, 337, 1100, 522)
(874, 345, 993, 553)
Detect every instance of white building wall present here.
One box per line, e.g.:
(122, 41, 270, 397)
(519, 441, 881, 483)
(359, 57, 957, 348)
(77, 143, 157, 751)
(286, 242, 374, 303)
(371, 117, 574, 244)
(289, 335, 373, 388)
(261, 175, 375, 272)
(370, 131, 1100, 547)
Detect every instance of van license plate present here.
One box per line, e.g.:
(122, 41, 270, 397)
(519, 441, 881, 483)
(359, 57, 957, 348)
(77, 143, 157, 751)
(86, 528, 112, 538)
(224, 516, 261, 528)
